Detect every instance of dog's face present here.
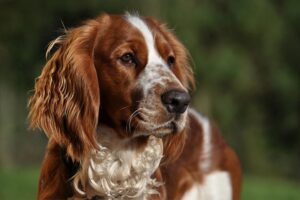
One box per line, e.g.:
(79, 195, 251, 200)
(94, 14, 193, 137)
(29, 14, 194, 160)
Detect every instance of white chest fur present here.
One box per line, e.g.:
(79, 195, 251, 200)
(181, 171, 232, 200)
(73, 126, 163, 200)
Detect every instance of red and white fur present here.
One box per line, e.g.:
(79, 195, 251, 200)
(29, 13, 241, 200)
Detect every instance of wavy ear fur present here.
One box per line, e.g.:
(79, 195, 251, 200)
(29, 19, 102, 161)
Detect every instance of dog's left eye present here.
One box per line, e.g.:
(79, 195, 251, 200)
(120, 53, 136, 66)
(167, 56, 175, 67)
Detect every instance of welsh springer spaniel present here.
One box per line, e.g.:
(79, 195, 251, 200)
(29, 13, 241, 200)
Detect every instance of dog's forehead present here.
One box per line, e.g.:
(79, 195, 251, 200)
(124, 14, 185, 94)
(125, 14, 166, 66)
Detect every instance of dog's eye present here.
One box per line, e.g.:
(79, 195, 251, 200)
(167, 56, 175, 67)
(120, 53, 136, 66)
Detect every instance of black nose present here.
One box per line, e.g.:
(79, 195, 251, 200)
(161, 90, 191, 114)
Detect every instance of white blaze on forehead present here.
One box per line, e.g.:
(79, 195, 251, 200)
(125, 14, 165, 65)
(125, 14, 185, 94)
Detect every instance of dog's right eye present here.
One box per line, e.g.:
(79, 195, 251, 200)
(120, 53, 136, 66)
(167, 56, 175, 67)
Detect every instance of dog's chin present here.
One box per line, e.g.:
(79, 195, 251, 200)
(133, 118, 186, 138)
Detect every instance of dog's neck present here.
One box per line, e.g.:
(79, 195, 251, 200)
(73, 125, 163, 200)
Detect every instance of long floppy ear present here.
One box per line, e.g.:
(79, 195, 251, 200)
(29, 18, 103, 161)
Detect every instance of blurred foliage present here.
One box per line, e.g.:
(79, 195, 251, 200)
(0, 0, 299, 187)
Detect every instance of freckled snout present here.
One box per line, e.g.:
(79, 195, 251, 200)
(161, 90, 191, 114)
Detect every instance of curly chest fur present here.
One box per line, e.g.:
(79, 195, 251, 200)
(72, 126, 163, 200)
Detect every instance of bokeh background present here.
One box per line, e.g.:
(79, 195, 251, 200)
(0, 0, 299, 199)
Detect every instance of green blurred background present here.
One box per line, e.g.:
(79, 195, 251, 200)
(0, 0, 299, 199)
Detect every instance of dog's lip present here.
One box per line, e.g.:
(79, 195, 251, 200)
(150, 120, 179, 135)
(152, 121, 180, 137)
(132, 119, 177, 138)
(151, 119, 175, 130)
(131, 108, 185, 135)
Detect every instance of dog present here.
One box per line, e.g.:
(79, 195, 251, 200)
(29, 13, 241, 200)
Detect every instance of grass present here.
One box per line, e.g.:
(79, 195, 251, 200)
(242, 175, 300, 200)
(0, 167, 39, 200)
(0, 167, 300, 200)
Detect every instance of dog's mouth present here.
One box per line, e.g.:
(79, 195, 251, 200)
(127, 108, 186, 138)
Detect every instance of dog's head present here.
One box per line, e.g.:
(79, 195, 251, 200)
(29, 13, 194, 162)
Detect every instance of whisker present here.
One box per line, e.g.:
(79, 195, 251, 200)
(126, 108, 143, 134)
(119, 105, 131, 111)
(128, 111, 141, 133)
